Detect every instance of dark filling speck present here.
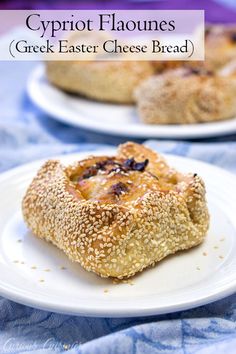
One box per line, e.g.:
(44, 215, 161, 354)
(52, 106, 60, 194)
(109, 182, 129, 197)
(133, 159, 149, 171)
(80, 157, 149, 180)
(95, 159, 117, 170)
(123, 158, 149, 172)
(123, 158, 135, 169)
(183, 67, 213, 77)
(205, 27, 211, 37)
(81, 166, 98, 179)
(230, 33, 236, 43)
(80, 159, 117, 180)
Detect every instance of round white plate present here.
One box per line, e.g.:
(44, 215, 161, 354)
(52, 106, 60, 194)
(27, 65, 236, 139)
(1, 149, 236, 317)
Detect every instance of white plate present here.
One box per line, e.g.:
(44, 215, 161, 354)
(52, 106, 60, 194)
(27, 65, 236, 139)
(0, 149, 236, 317)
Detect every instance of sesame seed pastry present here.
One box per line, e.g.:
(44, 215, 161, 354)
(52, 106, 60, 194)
(22, 142, 209, 279)
(135, 67, 236, 124)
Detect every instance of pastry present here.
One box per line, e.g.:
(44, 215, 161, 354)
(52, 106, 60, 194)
(152, 25, 236, 73)
(22, 142, 209, 279)
(135, 67, 236, 124)
(151, 60, 205, 74)
(46, 32, 154, 104)
(46, 60, 154, 104)
(205, 25, 236, 70)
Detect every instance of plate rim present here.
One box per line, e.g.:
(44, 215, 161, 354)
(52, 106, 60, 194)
(0, 150, 236, 317)
(27, 65, 236, 140)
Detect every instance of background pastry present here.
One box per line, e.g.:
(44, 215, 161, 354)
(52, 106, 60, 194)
(205, 25, 236, 70)
(46, 60, 154, 104)
(46, 31, 155, 104)
(152, 25, 236, 73)
(135, 67, 236, 124)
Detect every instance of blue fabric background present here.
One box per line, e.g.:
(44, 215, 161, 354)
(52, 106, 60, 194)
(1, 2, 236, 351)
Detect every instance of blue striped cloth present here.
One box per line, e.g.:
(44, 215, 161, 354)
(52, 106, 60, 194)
(0, 57, 236, 354)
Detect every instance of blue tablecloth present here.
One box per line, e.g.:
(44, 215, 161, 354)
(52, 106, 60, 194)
(1, 58, 236, 354)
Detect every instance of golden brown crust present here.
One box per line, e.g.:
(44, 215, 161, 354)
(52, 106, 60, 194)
(135, 67, 236, 124)
(22, 142, 209, 279)
(46, 60, 154, 104)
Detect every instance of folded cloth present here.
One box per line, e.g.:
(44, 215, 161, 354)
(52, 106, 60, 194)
(0, 49, 236, 354)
